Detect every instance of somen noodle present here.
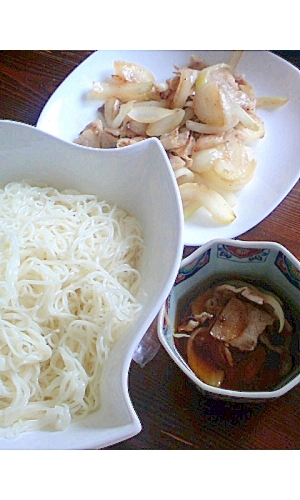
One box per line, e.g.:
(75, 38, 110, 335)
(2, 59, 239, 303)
(0, 181, 144, 437)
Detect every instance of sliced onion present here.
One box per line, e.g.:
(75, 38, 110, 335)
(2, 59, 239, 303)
(133, 100, 168, 108)
(213, 139, 257, 183)
(203, 167, 248, 192)
(179, 182, 204, 218)
(233, 104, 260, 131)
(216, 283, 264, 302)
(105, 98, 135, 128)
(104, 97, 119, 127)
(235, 116, 265, 144)
(193, 172, 237, 207)
(191, 147, 223, 174)
(171, 68, 198, 109)
(216, 189, 237, 208)
(214, 157, 242, 183)
(180, 106, 195, 126)
(227, 50, 244, 71)
(186, 118, 239, 135)
(174, 167, 195, 184)
(258, 292, 285, 333)
(179, 182, 236, 223)
(193, 80, 233, 127)
(127, 105, 175, 123)
(169, 154, 194, 185)
(193, 135, 256, 193)
(146, 108, 185, 137)
(256, 96, 288, 108)
(195, 63, 229, 87)
(113, 61, 155, 83)
(92, 81, 153, 102)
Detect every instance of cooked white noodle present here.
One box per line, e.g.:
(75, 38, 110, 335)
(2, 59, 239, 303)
(0, 181, 144, 438)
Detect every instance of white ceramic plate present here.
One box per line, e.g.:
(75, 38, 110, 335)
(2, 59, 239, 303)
(37, 50, 300, 246)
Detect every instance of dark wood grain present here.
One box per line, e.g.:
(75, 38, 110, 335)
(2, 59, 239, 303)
(0, 50, 93, 124)
(0, 50, 299, 450)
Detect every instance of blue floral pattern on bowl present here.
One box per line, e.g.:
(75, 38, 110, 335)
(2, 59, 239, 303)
(275, 251, 300, 290)
(175, 248, 211, 285)
(217, 244, 270, 263)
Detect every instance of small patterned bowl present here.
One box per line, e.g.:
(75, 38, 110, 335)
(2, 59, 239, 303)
(158, 238, 300, 402)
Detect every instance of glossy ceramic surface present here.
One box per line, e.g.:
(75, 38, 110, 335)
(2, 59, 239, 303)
(0, 120, 184, 449)
(158, 238, 300, 402)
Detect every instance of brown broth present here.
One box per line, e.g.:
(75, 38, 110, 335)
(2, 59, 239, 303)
(175, 276, 300, 392)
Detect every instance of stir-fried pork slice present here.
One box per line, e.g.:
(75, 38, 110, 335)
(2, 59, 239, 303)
(193, 128, 250, 154)
(160, 128, 190, 151)
(188, 55, 208, 71)
(74, 119, 119, 148)
(210, 296, 276, 351)
(168, 153, 186, 171)
(116, 137, 145, 147)
(171, 131, 195, 160)
(120, 117, 148, 138)
(229, 304, 275, 351)
(161, 129, 195, 173)
(210, 296, 247, 342)
(168, 154, 194, 184)
(194, 133, 226, 152)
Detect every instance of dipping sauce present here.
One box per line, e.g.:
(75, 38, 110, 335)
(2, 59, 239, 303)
(174, 279, 298, 391)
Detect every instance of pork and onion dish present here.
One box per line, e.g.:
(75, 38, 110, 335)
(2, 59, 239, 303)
(74, 52, 287, 226)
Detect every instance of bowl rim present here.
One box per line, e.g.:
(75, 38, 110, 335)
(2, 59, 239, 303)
(158, 237, 300, 400)
(181, 237, 300, 270)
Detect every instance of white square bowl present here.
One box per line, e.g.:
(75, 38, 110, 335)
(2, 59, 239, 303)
(0, 120, 184, 449)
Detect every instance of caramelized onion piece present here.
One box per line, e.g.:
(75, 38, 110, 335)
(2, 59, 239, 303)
(187, 330, 224, 387)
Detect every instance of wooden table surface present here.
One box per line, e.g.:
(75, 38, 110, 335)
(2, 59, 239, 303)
(0, 50, 299, 450)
